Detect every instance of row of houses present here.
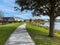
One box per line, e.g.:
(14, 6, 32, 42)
(0, 17, 24, 24)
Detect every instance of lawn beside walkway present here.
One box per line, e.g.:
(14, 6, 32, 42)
(26, 23, 60, 45)
(0, 23, 22, 45)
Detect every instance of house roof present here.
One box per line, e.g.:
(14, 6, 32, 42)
(2, 17, 24, 21)
(2, 17, 23, 19)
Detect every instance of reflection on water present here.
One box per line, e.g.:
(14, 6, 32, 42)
(40, 22, 60, 30)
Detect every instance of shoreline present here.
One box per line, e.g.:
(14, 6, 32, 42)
(31, 22, 60, 34)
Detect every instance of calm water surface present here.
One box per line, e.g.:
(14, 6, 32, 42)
(40, 22, 60, 30)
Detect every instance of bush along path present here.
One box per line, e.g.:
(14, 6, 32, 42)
(5, 23, 35, 45)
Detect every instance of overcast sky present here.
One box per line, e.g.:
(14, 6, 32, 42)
(0, 0, 60, 19)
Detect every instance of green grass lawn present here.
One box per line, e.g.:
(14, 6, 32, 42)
(26, 23, 60, 45)
(0, 23, 22, 45)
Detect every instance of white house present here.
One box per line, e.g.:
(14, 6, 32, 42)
(14, 17, 24, 22)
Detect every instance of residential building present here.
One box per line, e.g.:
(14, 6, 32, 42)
(2, 17, 24, 24)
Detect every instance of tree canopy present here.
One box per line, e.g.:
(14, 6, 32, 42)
(15, 0, 60, 17)
(15, 0, 60, 37)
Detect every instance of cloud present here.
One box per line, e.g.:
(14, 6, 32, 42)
(2, 9, 16, 13)
(0, 6, 15, 13)
(4, 0, 15, 3)
(3, 0, 16, 6)
(56, 16, 60, 19)
(0, 0, 19, 14)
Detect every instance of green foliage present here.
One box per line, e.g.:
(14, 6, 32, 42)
(0, 23, 22, 45)
(15, 0, 60, 37)
(0, 11, 4, 18)
(26, 23, 60, 45)
(15, 0, 60, 17)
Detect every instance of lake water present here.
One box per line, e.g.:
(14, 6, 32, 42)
(40, 22, 60, 30)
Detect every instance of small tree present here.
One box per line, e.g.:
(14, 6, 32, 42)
(0, 11, 4, 18)
(29, 19, 32, 22)
(0, 11, 4, 24)
(15, 0, 60, 37)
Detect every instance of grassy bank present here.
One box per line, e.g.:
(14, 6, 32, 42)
(26, 23, 60, 45)
(0, 23, 22, 45)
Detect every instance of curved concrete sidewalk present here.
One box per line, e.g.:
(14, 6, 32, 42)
(5, 23, 35, 45)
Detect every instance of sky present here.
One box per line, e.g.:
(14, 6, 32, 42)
(0, 0, 60, 19)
